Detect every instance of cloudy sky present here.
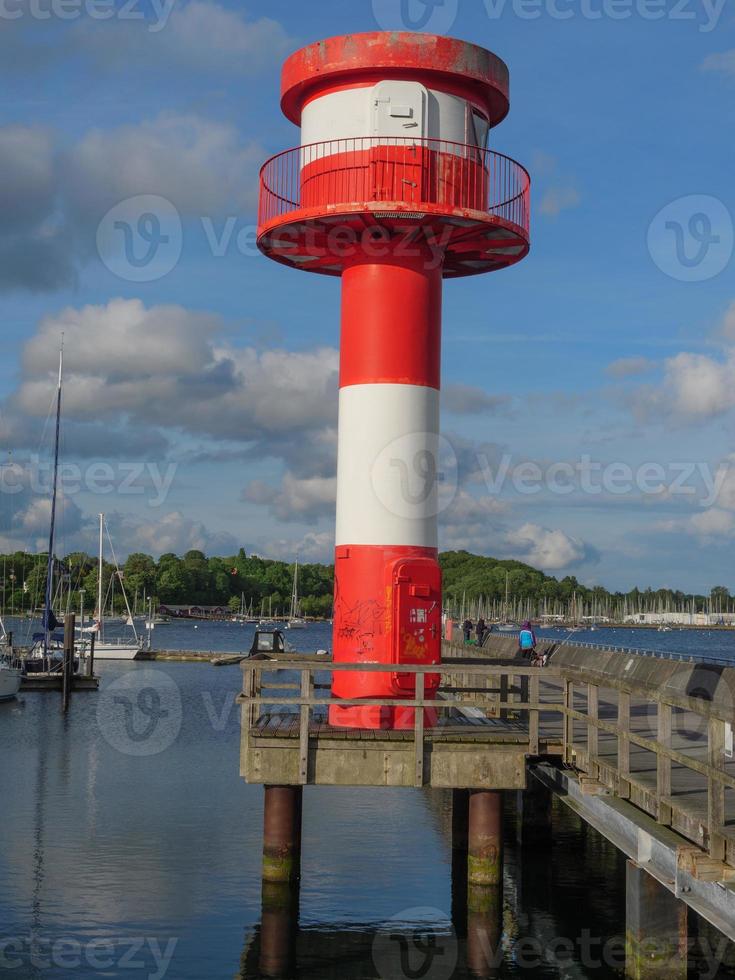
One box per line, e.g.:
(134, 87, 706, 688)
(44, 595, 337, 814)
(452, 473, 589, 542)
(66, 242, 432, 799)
(1, 0, 734, 591)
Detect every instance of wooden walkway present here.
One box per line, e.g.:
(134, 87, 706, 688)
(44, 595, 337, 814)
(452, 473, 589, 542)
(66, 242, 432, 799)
(239, 641, 735, 868)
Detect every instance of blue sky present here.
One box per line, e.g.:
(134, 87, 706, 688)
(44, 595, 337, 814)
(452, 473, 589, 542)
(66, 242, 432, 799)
(1, 0, 734, 592)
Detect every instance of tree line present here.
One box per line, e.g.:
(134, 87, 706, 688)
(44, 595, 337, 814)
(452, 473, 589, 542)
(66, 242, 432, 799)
(0, 548, 730, 621)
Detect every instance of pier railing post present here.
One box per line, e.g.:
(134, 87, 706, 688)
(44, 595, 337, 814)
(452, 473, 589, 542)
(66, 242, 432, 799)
(563, 679, 574, 764)
(529, 673, 540, 756)
(587, 683, 599, 776)
(707, 718, 726, 861)
(618, 690, 631, 799)
(656, 702, 672, 826)
(414, 672, 425, 787)
(298, 669, 310, 785)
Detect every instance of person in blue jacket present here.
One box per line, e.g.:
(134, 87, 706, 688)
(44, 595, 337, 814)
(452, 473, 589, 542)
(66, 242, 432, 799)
(518, 620, 537, 659)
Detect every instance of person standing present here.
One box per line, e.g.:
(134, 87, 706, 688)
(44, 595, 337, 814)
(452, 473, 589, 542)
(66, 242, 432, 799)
(462, 618, 473, 643)
(518, 620, 537, 659)
(476, 618, 487, 647)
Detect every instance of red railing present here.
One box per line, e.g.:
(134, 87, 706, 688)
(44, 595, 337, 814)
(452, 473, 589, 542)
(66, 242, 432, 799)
(258, 137, 530, 236)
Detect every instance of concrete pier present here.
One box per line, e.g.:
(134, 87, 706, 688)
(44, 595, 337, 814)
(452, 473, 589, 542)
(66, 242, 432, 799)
(262, 786, 302, 884)
(625, 860, 688, 979)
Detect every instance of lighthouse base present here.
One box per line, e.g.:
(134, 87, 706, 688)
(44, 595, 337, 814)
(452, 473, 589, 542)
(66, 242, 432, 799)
(328, 701, 439, 730)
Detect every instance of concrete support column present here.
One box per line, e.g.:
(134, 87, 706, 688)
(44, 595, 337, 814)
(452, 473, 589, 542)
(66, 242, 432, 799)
(468, 790, 503, 887)
(263, 785, 303, 884)
(625, 861, 688, 979)
(515, 779, 553, 846)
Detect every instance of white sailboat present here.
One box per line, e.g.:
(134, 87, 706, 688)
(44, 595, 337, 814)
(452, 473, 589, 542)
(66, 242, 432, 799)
(91, 514, 145, 661)
(286, 559, 307, 630)
(0, 614, 21, 701)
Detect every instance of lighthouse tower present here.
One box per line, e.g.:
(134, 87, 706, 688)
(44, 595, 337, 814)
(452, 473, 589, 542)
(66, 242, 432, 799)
(258, 32, 530, 728)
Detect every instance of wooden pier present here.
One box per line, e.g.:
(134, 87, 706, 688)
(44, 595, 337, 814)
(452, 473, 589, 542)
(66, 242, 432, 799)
(238, 635, 735, 975)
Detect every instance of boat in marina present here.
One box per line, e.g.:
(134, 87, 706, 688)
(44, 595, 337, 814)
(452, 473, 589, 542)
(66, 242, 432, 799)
(91, 514, 146, 660)
(286, 560, 307, 630)
(0, 658, 21, 701)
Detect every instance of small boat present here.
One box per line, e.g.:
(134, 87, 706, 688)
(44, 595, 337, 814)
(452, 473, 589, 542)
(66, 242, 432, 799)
(92, 514, 146, 660)
(0, 656, 21, 702)
(495, 623, 520, 633)
(145, 614, 172, 628)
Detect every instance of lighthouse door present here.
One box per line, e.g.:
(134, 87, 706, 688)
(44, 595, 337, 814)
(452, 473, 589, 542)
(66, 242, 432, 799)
(370, 81, 428, 203)
(371, 81, 427, 140)
(389, 557, 442, 695)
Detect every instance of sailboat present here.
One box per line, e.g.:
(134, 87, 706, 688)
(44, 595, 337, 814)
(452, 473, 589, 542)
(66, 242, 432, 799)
(286, 559, 307, 629)
(0, 613, 21, 701)
(496, 571, 520, 632)
(91, 514, 145, 660)
(22, 347, 81, 675)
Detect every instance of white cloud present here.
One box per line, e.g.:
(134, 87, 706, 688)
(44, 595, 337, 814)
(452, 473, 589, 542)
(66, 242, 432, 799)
(261, 531, 334, 563)
(539, 187, 580, 218)
(13, 299, 339, 458)
(689, 508, 734, 538)
(72, 2, 292, 76)
(702, 50, 735, 76)
(244, 472, 337, 523)
(443, 384, 512, 415)
(606, 357, 653, 379)
(125, 511, 238, 556)
(62, 114, 263, 222)
(627, 302, 735, 423)
(504, 522, 586, 570)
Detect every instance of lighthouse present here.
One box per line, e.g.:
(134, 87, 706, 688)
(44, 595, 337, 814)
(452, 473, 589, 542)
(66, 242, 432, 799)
(257, 32, 530, 728)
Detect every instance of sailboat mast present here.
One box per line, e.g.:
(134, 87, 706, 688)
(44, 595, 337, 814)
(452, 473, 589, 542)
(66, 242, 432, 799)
(97, 513, 104, 642)
(43, 348, 63, 657)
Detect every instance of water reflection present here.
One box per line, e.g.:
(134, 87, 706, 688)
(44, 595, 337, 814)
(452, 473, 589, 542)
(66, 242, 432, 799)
(238, 795, 631, 980)
(3, 661, 734, 979)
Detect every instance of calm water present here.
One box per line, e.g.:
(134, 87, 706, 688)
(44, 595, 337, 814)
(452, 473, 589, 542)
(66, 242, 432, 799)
(1, 622, 732, 978)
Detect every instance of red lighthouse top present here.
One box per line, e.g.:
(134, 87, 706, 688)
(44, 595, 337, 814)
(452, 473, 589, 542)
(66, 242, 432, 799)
(257, 32, 530, 278)
(281, 32, 510, 129)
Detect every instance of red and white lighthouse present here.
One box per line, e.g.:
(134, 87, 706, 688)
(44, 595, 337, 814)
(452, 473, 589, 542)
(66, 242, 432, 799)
(258, 32, 530, 729)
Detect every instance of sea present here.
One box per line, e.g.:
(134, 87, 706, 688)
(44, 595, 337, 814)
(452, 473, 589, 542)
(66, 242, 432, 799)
(1, 620, 733, 978)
